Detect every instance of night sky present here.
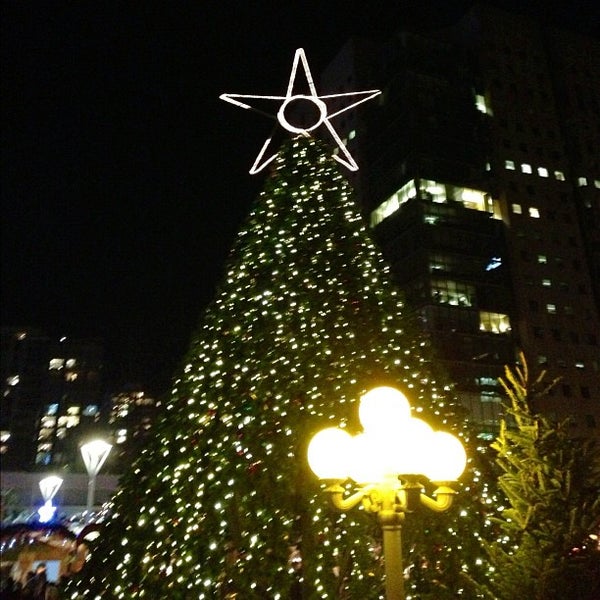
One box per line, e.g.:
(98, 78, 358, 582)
(2, 2, 597, 395)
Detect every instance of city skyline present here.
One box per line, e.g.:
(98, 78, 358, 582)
(2, 1, 598, 394)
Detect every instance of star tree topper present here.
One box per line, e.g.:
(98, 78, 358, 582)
(220, 48, 381, 174)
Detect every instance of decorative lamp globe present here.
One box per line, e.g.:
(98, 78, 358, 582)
(422, 431, 467, 482)
(359, 386, 411, 434)
(347, 433, 389, 484)
(307, 427, 352, 480)
(392, 417, 434, 476)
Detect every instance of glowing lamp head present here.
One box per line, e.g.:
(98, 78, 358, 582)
(347, 432, 391, 484)
(359, 386, 411, 434)
(39, 475, 63, 503)
(391, 417, 435, 475)
(307, 428, 352, 480)
(80, 439, 113, 477)
(422, 431, 467, 482)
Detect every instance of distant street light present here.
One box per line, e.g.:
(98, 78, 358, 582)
(38, 475, 63, 522)
(80, 439, 112, 516)
(307, 386, 467, 600)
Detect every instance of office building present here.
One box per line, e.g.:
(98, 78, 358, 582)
(321, 3, 599, 436)
(1, 328, 104, 469)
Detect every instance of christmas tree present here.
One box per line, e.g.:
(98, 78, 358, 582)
(469, 354, 600, 600)
(68, 136, 490, 599)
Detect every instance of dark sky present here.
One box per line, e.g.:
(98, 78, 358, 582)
(2, 2, 597, 395)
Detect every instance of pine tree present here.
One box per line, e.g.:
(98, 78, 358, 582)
(67, 136, 490, 599)
(471, 353, 600, 600)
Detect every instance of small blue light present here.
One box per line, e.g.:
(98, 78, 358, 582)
(485, 257, 502, 271)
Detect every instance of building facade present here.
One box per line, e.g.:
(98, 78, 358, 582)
(1, 328, 105, 469)
(321, 4, 600, 437)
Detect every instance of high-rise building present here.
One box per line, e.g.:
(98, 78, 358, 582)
(1, 328, 105, 469)
(109, 386, 158, 463)
(321, 3, 599, 437)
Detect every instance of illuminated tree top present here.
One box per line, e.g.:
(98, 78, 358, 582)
(220, 48, 380, 173)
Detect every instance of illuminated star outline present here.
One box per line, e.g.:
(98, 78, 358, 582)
(220, 48, 381, 174)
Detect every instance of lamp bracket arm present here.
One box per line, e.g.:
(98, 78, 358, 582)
(325, 484, 371, 512)
(419, 485, 457, 513)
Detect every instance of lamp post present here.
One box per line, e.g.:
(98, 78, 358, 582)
(80, 439, 112, 516)
(38, 475, 63, 522)
(307, 386, 467, 600)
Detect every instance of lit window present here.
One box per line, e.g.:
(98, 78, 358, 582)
(66, 358, 77, 368)
(82, 405, 99, 417)
(6, 375, 20, 386)
(421, 179, 446, 203)
(431, 279, 475, 307)
(512, 203, 522, 214)
(370, 180, 416, 227)
(505, 160, 515, 170)
(594, 180, 600, 189)
(475, 93, 493, 115)
(65, 372, 78, 382)
(529, 207, 540, 218)
(46, 404, 59, 416)
(537, 254, 547, 264)
(49, 358, 65, 370)
(577, 177, 588, 187)
(348, 129, 356, 140)
(459, 187, 489, 211)
(479, 311, 511, 333)
(521, 163, 532, 174)
(59, 410, 79, 429)
(537, 167, 548, 177)
(575, 361, 585, 369)
(554, 170, 565, 181)
(538, 355, 548, 365)
(542, 279, 552, 287)
(546, 303, 557, 314)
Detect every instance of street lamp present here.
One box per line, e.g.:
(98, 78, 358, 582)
(38, 475, 63, 522)
(307, 386, 467, 600)
(80, 439, 112, 516)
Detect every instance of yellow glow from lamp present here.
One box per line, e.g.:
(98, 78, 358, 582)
(358, 386, 411, 434)
(308, 387, 467, 486)
(392, 417, 434, 476)
(307, 427, 352, 480)
(422, 431, 467, 482)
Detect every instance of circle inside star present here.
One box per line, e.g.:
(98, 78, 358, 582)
(277, 95, 328, 134)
